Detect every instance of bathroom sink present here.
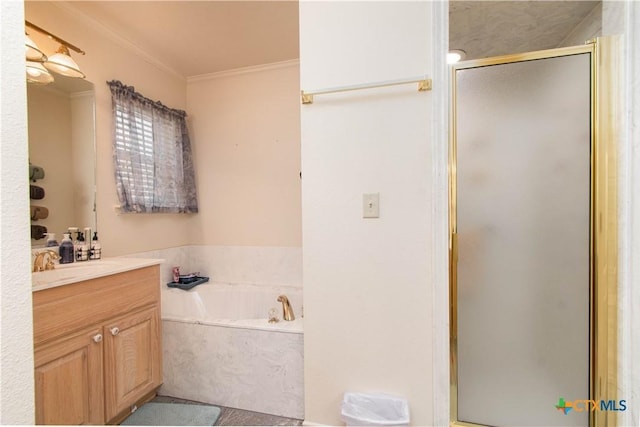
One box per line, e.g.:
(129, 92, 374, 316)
(55, 259, 120, 270)
(32, 264, 109, 286)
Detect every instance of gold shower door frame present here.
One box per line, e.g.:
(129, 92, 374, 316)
(449, 38, 619, 427)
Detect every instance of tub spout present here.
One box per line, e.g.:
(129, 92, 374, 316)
(277, 295, 295, 321)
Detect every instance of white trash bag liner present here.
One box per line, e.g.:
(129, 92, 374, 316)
(341, 392, 410, 426)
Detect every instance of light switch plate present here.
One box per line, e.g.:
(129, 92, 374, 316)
(363, 193, 380, 218)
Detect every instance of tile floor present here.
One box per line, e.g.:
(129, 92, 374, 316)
(152, 395, 303, 426)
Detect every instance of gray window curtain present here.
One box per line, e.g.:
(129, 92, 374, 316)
(107, 80, 198, 213)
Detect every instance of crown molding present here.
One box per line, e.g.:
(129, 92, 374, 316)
(29, 84, 94, 99)
(51, 1, 186, 82)
(187, 59, 300, 83)
(70, 90, 94, 99)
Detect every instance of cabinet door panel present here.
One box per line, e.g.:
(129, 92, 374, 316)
(104, 306, 162, 421)
(35, 328, 104, 425)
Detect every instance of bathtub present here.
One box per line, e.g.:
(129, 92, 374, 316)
(159, 282, 304, 419)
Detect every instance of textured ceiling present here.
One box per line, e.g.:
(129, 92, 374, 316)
(450, 1, 601, 61)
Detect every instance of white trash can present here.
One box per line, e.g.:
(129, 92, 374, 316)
(340, 392, 410, 426)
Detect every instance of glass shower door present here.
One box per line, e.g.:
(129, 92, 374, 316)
(453, 51, 592, 426)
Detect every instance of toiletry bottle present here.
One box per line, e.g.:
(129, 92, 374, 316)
(82, 233, 91, 261)
(59, 233, 75, 264)
(75, 232, 86, 262)
(68, 227, 79, 244)
(45, 233, 58, 247)
(90, 232, 101, 260)
(70, 228, 79, 249)
(84, 227, 92, 259)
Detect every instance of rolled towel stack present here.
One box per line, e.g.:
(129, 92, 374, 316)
(29, 164, 45, 181)
(30, 185, 45, 200)
(30, 206, 49, 221)
(31, 225, 48, 240)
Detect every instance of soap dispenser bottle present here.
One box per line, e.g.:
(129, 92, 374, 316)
(45, 233, 58, 247)
(75, 232, 88, 261)
(68, 227, 79, 241)
(70, 228, 79, 251)
(90, 232, 101, 260)
(82, 233, 91, 261)
(59, 233, 75, 264)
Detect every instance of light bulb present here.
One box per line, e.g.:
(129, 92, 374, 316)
(26, 61, 54, 84)
(448, 50, 467, 64)
(44, 45, 85, 78)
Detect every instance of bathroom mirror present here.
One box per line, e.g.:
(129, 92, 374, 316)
(27, 75, 96, 247)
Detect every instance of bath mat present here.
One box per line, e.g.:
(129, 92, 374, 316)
(120, 402, 221, 426)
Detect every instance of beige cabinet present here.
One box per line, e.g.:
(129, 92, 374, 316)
(104, 307, 162, 421)
(34, 327, 104, 425)
(33, 265, 162, 425)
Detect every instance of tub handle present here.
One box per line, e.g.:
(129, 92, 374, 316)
(110, 327, 120, 336)
(93, 334, 103, 343)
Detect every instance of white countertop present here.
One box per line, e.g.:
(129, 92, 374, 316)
(32, 257, 164, 292)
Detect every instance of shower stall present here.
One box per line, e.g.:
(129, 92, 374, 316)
(450, 38, 619, 427)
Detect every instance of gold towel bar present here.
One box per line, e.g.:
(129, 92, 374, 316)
(301, 76, 432, 104)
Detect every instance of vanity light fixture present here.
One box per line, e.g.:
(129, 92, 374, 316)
(44, 45, 86, 79)
(26, 61, 54, 85)
(448, 49, 467, 64)
(25, 34, 47, 62)
(25, 20, 86, 83)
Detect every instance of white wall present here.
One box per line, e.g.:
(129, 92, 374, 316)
(187, 61, 301, 247)
(299, 2, 439, 425)
(610, 1, 640, 425)
(0, 1, 35, 423)
(25, 1, 195, 256)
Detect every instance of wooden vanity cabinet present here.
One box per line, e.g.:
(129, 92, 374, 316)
(33, 265, 162, 425)
(34, 327, 104, 425)
(104, 306, 161, 421)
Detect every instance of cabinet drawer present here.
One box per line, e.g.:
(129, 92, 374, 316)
(33, 266, 160, 346)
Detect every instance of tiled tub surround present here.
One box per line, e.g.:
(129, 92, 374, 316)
(127, 245, 302, 288)
(160, 282, 304, 419)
